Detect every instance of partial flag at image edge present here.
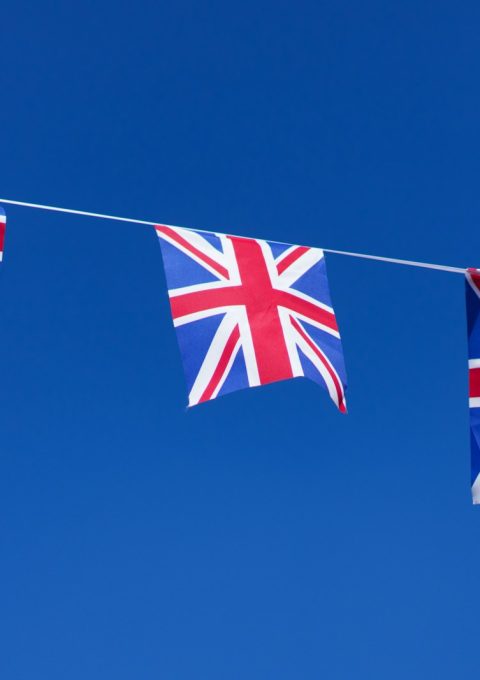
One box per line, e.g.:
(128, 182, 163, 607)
(0, 206, 5, 261)
(466, 268, 480, 503)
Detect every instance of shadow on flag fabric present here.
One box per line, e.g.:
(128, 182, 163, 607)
(155, 224, 347, 410)
(466, 268, 480, 503)
(0, 207, 5, 261)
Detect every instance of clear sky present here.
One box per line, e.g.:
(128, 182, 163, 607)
(1, 2, 479, 678)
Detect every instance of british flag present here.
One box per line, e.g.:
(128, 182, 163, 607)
(0, 207, 6, 261)
(466, 268, 480, 503)
(156, 224, 347, 410)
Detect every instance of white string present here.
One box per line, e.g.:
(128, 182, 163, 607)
(320, 248, 465, 274)
(0, 197, 467, 275)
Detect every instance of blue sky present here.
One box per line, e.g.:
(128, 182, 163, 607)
(1, 1, 480, 678)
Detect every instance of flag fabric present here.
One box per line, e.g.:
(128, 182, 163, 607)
(466, 268, 480, 503)
(0, 207, 6, 261)
(156, 224, 347, 409)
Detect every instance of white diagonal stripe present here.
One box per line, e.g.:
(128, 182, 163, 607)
(210, 337, 242, 400)
(157, 226, 229, 281)
(278, 308, 303, 378)
(236, 307, 260, 386)
(291, 322, 344, 409)
(277, 248, 324, 287)
(188, 311, 240, 406)
(472, 474, 480, 504)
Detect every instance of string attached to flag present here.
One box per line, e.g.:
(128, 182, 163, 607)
(2, 195, 479, 502)
(0, 198, 466, 275)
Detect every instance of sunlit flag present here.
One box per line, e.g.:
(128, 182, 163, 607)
(156, 224, 347, 409)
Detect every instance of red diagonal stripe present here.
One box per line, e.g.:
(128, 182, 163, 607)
(199, 325, 240, 403)
(277, 246, 310, 275)
(291, 316, 346, 412)
(156, 225, 229, 280)
(276, 290, 338, 333)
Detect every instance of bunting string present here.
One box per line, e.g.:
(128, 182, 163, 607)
(0, 197, 466, 275)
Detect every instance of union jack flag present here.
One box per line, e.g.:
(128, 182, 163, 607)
(156, 225, 347, 410)
(466, 268, 480, 503)
(0, 207, 6, 261)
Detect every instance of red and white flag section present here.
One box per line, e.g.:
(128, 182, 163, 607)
(156, 224, 347, 409)
(0, 207, 5, 261)
(466, 268, 480, 503)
